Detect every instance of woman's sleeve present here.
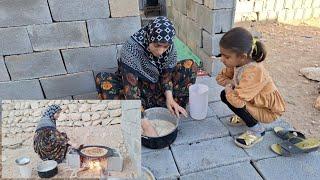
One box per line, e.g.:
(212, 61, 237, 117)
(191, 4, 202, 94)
(121, 67, 141, 100)
(161, 69, 173, 92)
(216, 67, 234, 87)
(54, 130, 68, 146)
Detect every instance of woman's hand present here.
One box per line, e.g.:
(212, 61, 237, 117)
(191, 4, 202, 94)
(141, 118, 158, 137)
(165, 91, 188, 118)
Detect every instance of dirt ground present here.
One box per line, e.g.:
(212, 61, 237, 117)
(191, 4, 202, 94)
(235, 18, 320, 138)
(1, 126, 137, 179)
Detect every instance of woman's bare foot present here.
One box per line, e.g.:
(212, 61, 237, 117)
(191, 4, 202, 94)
(142, 119, 158, 137)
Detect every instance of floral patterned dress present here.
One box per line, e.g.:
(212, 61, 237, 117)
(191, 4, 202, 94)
(95, 59, 198, 111)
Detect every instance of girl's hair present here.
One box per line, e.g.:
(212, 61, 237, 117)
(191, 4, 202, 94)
(219, 27, 267, 62)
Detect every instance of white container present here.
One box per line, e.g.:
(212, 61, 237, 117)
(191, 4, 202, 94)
(15, 157, 32, 178)
(66, 150, 80, 169)
(189, 84, 209, 120)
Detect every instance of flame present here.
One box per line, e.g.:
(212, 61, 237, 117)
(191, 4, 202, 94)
(88, 160, 101, 170)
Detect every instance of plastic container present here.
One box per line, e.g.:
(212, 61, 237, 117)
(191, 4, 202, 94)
(15, 157, 32, 178)
(189, 84, 209, 120)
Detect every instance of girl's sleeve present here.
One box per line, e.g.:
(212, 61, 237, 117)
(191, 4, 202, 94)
(226, 65, 267, 108)
(216, 67, 234, 87)
(121, 67, 141, 100)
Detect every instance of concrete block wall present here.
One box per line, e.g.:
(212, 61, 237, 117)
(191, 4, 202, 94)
(1, 100, 122, 137)
(167, 0, 236, 74)
(235, 0, 320, 22)
(0, 0, 141, 100)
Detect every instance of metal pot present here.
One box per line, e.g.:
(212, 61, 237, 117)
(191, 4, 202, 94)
(36, 160, 58, 178)
(142, 107, 179, 149)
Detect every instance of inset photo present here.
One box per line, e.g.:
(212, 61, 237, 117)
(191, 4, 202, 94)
(1, 100, 141, 179)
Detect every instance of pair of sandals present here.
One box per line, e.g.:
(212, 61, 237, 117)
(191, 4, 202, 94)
(271, 127, 320, 156)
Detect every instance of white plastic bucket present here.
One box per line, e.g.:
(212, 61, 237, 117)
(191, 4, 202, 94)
(189, 84, 209, 120)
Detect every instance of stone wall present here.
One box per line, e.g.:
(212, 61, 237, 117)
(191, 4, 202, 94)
(235, 0, 320, 22)
(1, 100, 123, 137)
(0, 0, 141, 100)
(166, 0, 236, 75)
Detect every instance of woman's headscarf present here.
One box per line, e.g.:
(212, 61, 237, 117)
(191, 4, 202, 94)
(120, 16, 177, 83)
(42, 104, 62, 120)
(36, 104, 61, 131)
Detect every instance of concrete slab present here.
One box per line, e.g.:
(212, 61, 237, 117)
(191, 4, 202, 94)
(5, 51, 66, 80)
(182, 104, 216, 122)
(62, 46, 117, 73)
(254, 150, 320, 180)
(73, 92, 99, 100)
(219, 116, 247, 136)
(87, 17, 141, 46)
(141, 145, 169, 154)
(209, 101, 234, 118)
(48, 0, 110, 21)
(172, 117, 229, 146)
(180, 161, 263, 180)
(0, 0, 52, 27)
(262, 118, 293, 131)
(40, 71, 95, 99)
(0, 79, 44, 100)
(0, 27, 33, 56)
(0, 57, 10, 82)
(27, 22, 89, 51)
(109, 0, 139, 18)
(243, 131, 283, 161)
(171, 136, 250, 175)
(142, 149, 180, 180)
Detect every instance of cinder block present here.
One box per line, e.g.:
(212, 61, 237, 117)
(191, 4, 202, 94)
(109, 0, 139, 18)
(87, 17, 141, 46)
(62, 46, 117, 73)
(285, 9, 295, 20)
(194, 0, 204, 4)
(265, 0, 276, 11)
(274, 0, 285, 10)
(186, 0, 196, 20)
(0, 27, 33, 56)
(180, 161, 263, 180)
(236, 0, 254, 13)
(48, 0, 110, 21)
(284, 0, 294, 9)
(174, 0, 187, 15)
(73, 92, 98, 100)
(209, 101, 233, 118)
(171, 136, 250, 175)
(294, 8, 305, 19)
(40, 71, 96, 99)
(0, 57, 10, 82)
(0, 79, 44, 100)
(313, 0, 320, 8)
(199, 7, 234, 34)
(142, 146, 169, 154)
(172, 117, 229, 146)
(196, 47, 214, 75)
(303, 0, 313, 8)
(0, 0, 52, 28)
(142, 149, 180, 180)
(219, 116, 248, 136)
(254, 151, 320, 179)
(5, 51, 66, 80)
(202, 31, 224, 56)
(186, 18, 201, 51)
(254, 0, 265, 12)
(204, 0, 235, 9)
(303, 9, 313, 19)
(27, 22, 89, 51)
(107, 149, 123, 172)
(313, 7, 320, 17)
(179, 15, 188, 44)
(267, 11, 278, 20)
(293, 0, 303, 9)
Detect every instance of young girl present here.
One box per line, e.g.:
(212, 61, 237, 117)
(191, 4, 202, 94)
(216, 27, 286, 148)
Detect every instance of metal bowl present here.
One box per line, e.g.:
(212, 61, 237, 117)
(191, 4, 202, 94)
(142, 107, 179, 149)
(15, 157, 30, 165)
(37, 160, 58, 178)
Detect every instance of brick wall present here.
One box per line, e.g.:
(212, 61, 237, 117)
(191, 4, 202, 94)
(1, 100, 122, 136)
(0, 0, 141, 100)
(235, 0, 320, 22)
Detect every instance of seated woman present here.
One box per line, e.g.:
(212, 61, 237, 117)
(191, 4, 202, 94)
(33, 105, 72, 163)
(95, 16, 198, 136)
